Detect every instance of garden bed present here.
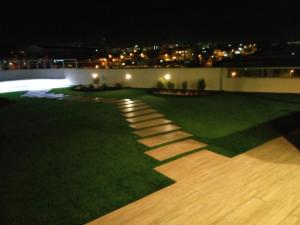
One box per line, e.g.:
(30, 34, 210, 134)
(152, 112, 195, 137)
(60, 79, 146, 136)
(151, 89, 210, 96)
(71, 84, 122, 92)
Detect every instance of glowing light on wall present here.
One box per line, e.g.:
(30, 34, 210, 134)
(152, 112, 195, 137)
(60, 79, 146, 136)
(164, 74, 171, 80)
(0, 79, 71, 93)
(125, 74, 132, 80)
(92, 73, 99, 79)
(231, 71, 237, 77)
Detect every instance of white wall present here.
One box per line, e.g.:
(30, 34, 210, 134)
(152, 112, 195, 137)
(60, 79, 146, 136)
(2, 68, 300, 93)
(223, 77, 300, 93)
(64, 68, 223, 90)
(0, 69, 65, 81)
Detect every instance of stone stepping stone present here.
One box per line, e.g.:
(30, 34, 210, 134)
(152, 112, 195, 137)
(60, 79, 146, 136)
(124, 109, 157, 118)
(130, 118, 172, 129)
(133, 124, 180, 137)
(145, 139, 207, 161)
(138, 130, 192, 147)
(121, 105, 151, 113)
(119, 102, 147, 109)
(126, 113, 164, 123)
(118, 100, 142, 106)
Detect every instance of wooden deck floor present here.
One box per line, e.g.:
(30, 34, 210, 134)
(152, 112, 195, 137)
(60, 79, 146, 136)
(87, 137, 300, 225)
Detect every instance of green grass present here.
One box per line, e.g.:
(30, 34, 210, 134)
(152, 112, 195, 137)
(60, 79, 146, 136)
(0, 93, 173, 225)
(2, 88, 300, 225)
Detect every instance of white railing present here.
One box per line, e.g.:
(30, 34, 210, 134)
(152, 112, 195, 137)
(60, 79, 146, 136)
(0, 59, 78, 70)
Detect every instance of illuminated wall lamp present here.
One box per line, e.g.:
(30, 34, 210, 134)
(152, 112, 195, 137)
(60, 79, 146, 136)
(231, 71, 237, 78)
(164, 74, 171, 80)
(125, 74, 132, 80)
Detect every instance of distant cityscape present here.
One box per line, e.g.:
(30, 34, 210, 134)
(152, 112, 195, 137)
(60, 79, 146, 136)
(1, 40, 300, 70)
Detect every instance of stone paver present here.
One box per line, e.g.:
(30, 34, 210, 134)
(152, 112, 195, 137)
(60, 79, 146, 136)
(145, 139, 207, 161)
(138, 130, 192, 147)
(121, 105, 151, 113)
(120, 102, 147, 109)
(126, 113, 164, 123)
(118, 100, 142, 106)
(133, 124, 180, 137)
(124, 109, 157, 118)
(130, 118, 172, 129)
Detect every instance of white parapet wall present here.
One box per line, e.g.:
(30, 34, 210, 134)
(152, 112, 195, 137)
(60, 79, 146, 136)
(223, 77, 300, 93)
(2, 68, 300, 93)
(64, 68, 224, 90)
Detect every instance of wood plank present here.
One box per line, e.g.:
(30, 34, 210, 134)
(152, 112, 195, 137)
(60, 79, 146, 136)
(126, 113, 164, 123)
(121, 105, 151, 113)
(145, 139, 207, 161)
(124, 109, 157, 118)
(133, 124, 180, 137)
(130, 118, 172, 129)
(138, 131, 192, 147)
(87, 137, 300, 225)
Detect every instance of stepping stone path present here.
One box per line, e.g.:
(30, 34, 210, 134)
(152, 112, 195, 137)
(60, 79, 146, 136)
(111, 98, 207, 161)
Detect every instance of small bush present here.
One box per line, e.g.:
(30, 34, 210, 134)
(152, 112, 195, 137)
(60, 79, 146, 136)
(115, 83, 122, 89)
(182, 81, 188, 91)
(88, 84, 94, 89)
(102, 83, 108, 89)
(157, 81, 164, 90)
(167, 81, 175, 90)
(197, 79, 206, 92)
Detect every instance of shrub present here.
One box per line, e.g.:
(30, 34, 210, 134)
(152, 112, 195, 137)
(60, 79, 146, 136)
(102, 83, 108, 89)
(88, 84, 94, 90)
(182, 81, 188, 91)
(115, 83, 122, 89)
(157, 80, 164, 90)
(197, 79, 206, 92)
(167, 81, 175, 90)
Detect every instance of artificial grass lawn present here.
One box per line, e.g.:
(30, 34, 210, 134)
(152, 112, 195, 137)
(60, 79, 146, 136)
(2, 88, 300, 225)
(0, 93, 173, 225)
(54, 88, 300, 156)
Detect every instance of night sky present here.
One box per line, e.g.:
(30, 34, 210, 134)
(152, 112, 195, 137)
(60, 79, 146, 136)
(1, 0, 300, 46)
